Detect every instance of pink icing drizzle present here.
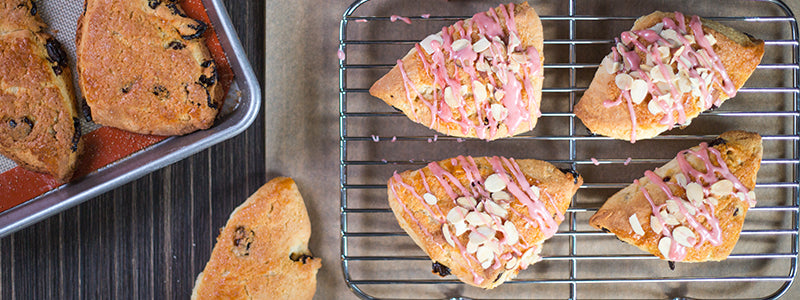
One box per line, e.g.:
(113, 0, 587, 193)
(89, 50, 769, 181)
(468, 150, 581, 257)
(388, 155, 558, 284)
(393, 4, 542, 140)
(390, 15, 412, 24)
(638, 142, 754, 261)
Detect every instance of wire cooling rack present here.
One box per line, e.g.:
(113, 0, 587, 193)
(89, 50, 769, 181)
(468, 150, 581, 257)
(339, 0, 799, 299)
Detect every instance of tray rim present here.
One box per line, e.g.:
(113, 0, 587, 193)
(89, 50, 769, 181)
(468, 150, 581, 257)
(0, 0, 262, 238)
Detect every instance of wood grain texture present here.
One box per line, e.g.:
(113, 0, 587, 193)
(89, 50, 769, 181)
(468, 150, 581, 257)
(0, 0, 265, 299)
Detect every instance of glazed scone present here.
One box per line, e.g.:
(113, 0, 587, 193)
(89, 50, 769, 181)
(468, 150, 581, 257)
(388, 156, 581, 288)
(0, 0, 82, 181)
(370, 2, 544, 141)
(574, 11, 764, 142)
(191, 177, 321, 300)
(589, 131, 762, 262)
(76, 0, 224, 136)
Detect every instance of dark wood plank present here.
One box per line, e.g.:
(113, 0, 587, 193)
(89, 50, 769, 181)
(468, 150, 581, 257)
(0, 0, 265, 298)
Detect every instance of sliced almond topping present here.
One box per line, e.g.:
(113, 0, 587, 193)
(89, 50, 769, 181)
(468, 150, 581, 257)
(748, 191, 757, 202)
(456, 196, 477, 210)
(420, 33, 443, 54)
(484, 174, 507, 193)
(672, 226, 696, 247)
(472, 37, 491, 53)
(466, 240, 478, 253)
(442, 224, 455, 247)
(447, 207, 468, 224)
(683, 34, 695, 44)
(505, 256, 519, 270)
(629, 213, 645, 236)
(710, 180, 734, 197)
(601, 56, 616, 74)
(685, 182, 704, 204)
(519, 246, 539, 268)
(466, 211, 490, 226)
(705, 196, 718, 206)
(494, 90, 505, 101)
(672, 46, 686, 62)
(510, 52, 527, 64)
(677, 76, 692, 93)
(454, 221, 468, 236)
(705, 34, 717, 46)
(469, 229, 489, 245)
(657, 46, 671, 62)
(451, 38, 470, 52)
(681, 200, 697, 216)
(630, 79, 648, 104)
(649, 22, 664, 33)
(484, 200, 508, 219)
(490, 103, 507, 122)
(476, 59, 491, 72)
(475, 201, 484, 212)
(444, 86, 459, 108)
(658, 237, 673, 259)
(648, 98, 663, 115)
(529, 185, 541, 200)
(650, 66, 666, 82)
(476, 226, 496, 238)
(650, 215, 663, 233)
(660, 209, 680, 225)
(422, 193, 438, 205)
(660, 29, 679, 44)
(491, 191, 511, 202)
(477, 245, 494, 269)
(508, 32, 521, 50)
(503, 220, 519, 245)
(674, 173, 688, 187)
(665, 199, 681, 215)
(615, 73, 634, 90)
(472, 80, 487, 103)
(639, 64, 653, 72)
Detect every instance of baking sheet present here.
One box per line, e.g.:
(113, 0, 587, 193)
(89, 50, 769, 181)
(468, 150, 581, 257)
(338, 0, 799, 298)
(0, 0, 260, 237)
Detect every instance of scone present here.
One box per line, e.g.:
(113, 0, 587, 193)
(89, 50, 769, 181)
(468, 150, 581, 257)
(574, 11, 764, 142)
(370, 2, 544, 141)
(589, 131, 762, 262)
(388, 156, 582, 288)
(191, 177, 321, 300)
(0, 0, 82, 182)
(76, 0, 224, 136)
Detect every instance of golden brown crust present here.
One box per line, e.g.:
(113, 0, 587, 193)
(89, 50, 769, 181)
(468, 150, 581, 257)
(589, 131, 763, 262)
(77, 0, 224, 136)
(574, 11, 765, 141)
(0, 0, 82, 182)
(191, 177, 321, 300)
(369, 2, 544, 140)
(388, 156, 582, 288)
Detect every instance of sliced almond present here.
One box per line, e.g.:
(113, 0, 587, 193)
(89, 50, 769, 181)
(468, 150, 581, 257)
(681, 200, 697, 216)
(472, 80, 488, 103)
(649, 22, 664, 33)
(660, 209, 680, 225)
(657, 46, 671, 62)
(454, 221, 468, 236)
(493, 90, 505, 101)
(476, 226, 496, 239)
(472, 37, 491, 53)
(490, 103, 507, 122)
(601, 56, 616, 74)
(660, 29, 679, 44)
(672, 226, 696, 247)
(469, 229, 489, 245)
(629, 213, 645, 236)
(650, 215, 664, 233)
(505, 256, 519, 270)
(503, 220, 519, 245)
(748, 191, 757, 203)
(674, 173, 688, 187)
(456, 196, 477, 210)
(451, 38, 470, 52)
(444, 86, 459, 108)
(447, 207, 468, 224)
(710, 180, 734, 197)
(508, 32, 521, 50)
(705, 196, 718, 206)
(476, 59, 491, 72)
(484, 174, 507, 193)
(492, 191, 511, 202)
(683, 34, 695, 44)
(639, 64, 653, 72)
(442, 224, 455, 247)
(685, 182, 704, 204)
(466, 211, 490, 226)
(466, 239, 479, 253)
(615, 73, 634, 90)
(422, 193, 438, 205)
(650, 66, 666, 82)
(648, 98, 663, 115)
(420, 33, 443, 54)
(510, 52, 527, 64)
(630, 79, 648, 104)
(658, 237, 673, 259)
(705, 34, 717, 46)
(677, 76, 692, 93)
(484, 200, 508, 219)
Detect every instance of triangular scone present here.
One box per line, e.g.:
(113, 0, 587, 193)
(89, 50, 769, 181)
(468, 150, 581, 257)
(589, 131, 762, 262)
(191, 177, 321, 300)
(76, 0, 224, 136)
(0, 0, 82, 181)
(574, 11, 764, 142)
(388, 156, 582, 288)
(370, 2, 544, 141)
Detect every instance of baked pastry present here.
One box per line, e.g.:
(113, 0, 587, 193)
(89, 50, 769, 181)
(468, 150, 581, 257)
(191, 177, 321, 300)
(388, 155, 582, 288)
(589, 131, 762, 262)
(574, 11, 764, 142)
(0, 0, 82, 181)
(370, 2, 544, 141)
(76, 0, 224, 136)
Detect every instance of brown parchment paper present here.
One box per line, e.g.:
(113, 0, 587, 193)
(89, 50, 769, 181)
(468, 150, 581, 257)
(264, 0, 800, 299)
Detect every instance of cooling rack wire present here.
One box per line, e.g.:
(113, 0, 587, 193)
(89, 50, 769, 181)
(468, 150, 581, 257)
(339, 0, 800, 299)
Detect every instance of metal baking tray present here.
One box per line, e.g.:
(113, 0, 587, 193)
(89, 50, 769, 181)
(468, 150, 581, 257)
(0, 0, 260, 237)
(339, 0, 798, 298)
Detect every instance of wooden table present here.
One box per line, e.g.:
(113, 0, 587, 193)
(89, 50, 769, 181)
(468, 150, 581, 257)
(2, 0, 799, 299)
